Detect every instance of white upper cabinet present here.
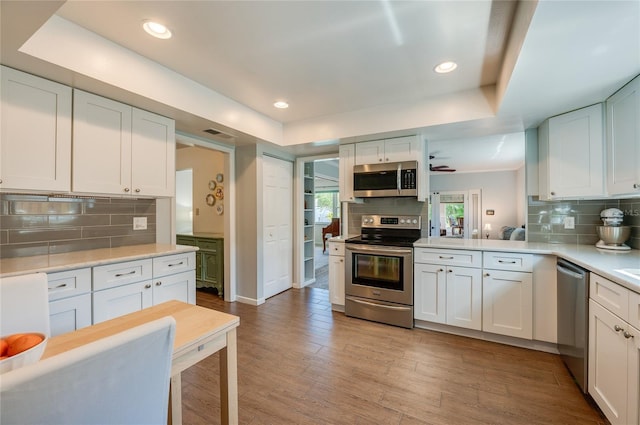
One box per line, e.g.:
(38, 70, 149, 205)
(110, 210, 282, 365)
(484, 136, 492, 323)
(338, 144, 363, 203)
(354, 135, 420, 165)
(538, 103, 605, 200)
(73, 90, 175, 197)
(606, 75, 640, 197)
(0, 66, 72, 192)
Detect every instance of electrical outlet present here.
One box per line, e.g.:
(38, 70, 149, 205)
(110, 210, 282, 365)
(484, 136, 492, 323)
(564, 216, 575, 229)
(133, 217, 147, 230)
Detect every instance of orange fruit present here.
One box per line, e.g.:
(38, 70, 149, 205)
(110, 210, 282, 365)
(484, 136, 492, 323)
(7, 334, 43, 357)
(0, 339, 7, 356)
(4, 333, 25, 346)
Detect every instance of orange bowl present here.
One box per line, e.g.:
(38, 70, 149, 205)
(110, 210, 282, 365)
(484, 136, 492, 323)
(0, 333, 47, 374)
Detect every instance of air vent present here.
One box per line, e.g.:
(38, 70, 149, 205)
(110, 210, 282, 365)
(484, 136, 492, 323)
(203, 128, 233, 138)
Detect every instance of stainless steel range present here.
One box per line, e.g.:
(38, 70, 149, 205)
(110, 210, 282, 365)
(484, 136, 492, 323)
(345, 215, 421, 328)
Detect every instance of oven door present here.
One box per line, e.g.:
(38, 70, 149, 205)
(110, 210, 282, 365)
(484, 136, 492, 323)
(345, 244, 413, 305)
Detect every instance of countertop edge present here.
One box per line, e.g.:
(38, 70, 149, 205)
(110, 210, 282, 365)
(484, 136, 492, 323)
(0, 244, 199, 278)
(414, 238, 640, 293)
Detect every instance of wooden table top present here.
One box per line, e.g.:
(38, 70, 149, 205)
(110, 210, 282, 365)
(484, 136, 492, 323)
(43, 300, 240, 359)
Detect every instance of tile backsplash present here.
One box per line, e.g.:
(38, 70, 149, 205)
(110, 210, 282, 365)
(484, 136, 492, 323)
(527, 196, 640, 249)
(0, 194, 156, 258)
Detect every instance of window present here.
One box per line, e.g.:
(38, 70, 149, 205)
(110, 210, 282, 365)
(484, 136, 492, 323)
(315, 191, 340, 223)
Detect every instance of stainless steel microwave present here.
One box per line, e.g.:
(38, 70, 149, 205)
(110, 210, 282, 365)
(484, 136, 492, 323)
(353, 160, 418, 198)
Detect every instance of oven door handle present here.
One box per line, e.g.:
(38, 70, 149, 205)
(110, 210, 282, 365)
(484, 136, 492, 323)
(345, 245, 413, 255)
(347, 297, 412, 311)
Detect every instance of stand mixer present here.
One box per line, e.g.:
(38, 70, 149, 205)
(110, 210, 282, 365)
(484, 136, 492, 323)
(596, 208, 631, 251)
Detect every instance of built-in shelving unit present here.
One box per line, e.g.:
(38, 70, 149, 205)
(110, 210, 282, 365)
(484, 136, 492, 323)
(303, 162, 315, 283)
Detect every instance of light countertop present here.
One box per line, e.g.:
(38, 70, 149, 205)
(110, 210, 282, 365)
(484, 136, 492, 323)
(415, 237, 640, 293)
(0, 244, 198, 278)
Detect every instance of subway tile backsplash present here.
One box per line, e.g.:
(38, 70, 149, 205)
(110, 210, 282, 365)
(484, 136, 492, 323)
(527, 196, 640, 249)
(0, 194, 156, 258)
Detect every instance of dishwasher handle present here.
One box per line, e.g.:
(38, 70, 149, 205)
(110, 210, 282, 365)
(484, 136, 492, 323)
(557, 264, 586, 280)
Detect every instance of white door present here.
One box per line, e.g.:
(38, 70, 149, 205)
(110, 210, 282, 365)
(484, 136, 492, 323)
(263, 156, 293, 299)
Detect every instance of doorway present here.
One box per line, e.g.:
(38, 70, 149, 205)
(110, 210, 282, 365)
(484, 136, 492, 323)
(430, 190, 482, 238)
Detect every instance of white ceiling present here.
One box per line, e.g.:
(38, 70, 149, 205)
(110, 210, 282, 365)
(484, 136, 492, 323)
(1, 0, 639, 171)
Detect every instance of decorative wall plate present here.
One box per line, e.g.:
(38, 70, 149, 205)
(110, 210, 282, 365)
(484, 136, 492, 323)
(216, 204, 224, 215)
(206, 194, 215, 206)
(216, 173, 224, 183)
(208, 180, 217, 190)
(214, 187, 224, 200)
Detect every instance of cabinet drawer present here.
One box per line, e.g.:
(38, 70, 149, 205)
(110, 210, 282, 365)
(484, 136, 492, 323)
(628, 291, 640, 330)
(483, 252, 533, 272)
(176, 236, 196, 246)
(196, 239, 220, 251)
(328, 242, 345, 256)
(590, 272, 629, 321)
(414, 248, 481, 267)
(93, 259, 152, 291)
(153, 252, 196, 277)
(47, 268, 91, 301)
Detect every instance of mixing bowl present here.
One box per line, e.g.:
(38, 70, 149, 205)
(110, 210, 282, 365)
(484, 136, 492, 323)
(596, 226, 631, 245)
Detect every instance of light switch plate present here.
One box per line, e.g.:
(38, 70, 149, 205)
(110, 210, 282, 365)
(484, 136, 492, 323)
(564, 216, 575, 229)
(133, 217, 147, 230)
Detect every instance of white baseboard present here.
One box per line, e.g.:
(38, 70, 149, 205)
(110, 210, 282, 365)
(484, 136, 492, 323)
(235, 295, 265, 306)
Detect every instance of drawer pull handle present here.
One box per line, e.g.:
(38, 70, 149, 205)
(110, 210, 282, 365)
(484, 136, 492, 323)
(614, 325, 624, 332)
(484, 273, 490, 277)
(438, 256, 454, 259)
(144, 284, 151, 289)
(155, 281, 162, 286)
(625, 331, 635, 339)
(498, 260, 517, 264)
(168, 262, 184, 267)
(447, 269, 452, 273)
(55, 283, 68, 288)
(115, 270, 136, 277)
(438, 268, 444, 272)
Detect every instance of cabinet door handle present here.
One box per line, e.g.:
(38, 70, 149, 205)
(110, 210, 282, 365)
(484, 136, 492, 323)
(155, 281, 162, 286)
(550, 191, 556, 196)
(438, 268, 444, 272)
(498, 260, 517, 264)
(168, 262, 184, 267)
(614, 325, 624, 332)
(124, 187, 130, 192)
(115, 270, 136, 277)
(447, 269, 452, 273)
(339, 259, 343, 263)
(484, 273, 490, 277)
(624, 331, 635, 339)
(144, 284, 151, 289)
(634, 183, 640, 189)
(0, 179, 3, 184)
(135, 188, 141, 193)
(438, 256, 454, 260)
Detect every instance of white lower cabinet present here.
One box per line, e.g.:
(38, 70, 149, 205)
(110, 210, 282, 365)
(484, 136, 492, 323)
(589, 299, 639, 425)
(482, 270, 533, 339)
(93, 279, 154, 324)
(414, 259, 482, 331)
(47, 268, 92, 336)
(92, 253, 196, 324)
(328, 241, 345, 310)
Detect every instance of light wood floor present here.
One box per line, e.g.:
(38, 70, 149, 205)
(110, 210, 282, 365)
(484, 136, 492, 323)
(182, 288, 608, 425)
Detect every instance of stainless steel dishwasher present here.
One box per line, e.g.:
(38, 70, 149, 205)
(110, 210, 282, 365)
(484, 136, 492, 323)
(557, 258, 589, 393)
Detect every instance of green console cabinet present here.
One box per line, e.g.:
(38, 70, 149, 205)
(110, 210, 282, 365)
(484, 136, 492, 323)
(176, 234, 223, 296)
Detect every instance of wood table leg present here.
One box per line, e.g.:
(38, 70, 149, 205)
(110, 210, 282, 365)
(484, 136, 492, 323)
(220, 328, 238, 425)
(168, 374, 182, 425)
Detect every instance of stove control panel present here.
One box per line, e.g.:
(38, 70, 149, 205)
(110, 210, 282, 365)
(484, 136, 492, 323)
(361, 215, 421, 229)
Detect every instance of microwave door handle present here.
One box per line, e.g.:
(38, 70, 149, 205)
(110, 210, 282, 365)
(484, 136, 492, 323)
(397, 163, 401, 194)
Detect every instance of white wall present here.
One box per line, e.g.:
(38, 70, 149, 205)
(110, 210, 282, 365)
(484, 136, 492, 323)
(430, 170, 522, 239)
(176, 146, 225, 234)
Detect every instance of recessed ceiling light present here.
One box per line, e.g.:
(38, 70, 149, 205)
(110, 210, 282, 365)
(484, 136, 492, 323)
(434, 61, 457, 74)
(274, 101, 289, 109)
(143, 20, 172, 39)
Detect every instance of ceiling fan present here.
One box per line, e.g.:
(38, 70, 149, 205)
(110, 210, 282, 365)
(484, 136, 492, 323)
(429, 155, 456, 172)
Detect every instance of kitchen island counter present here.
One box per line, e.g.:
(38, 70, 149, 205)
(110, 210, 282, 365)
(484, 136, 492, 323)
(0, 243, 198, 278)
(414, 238, 640, 293)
